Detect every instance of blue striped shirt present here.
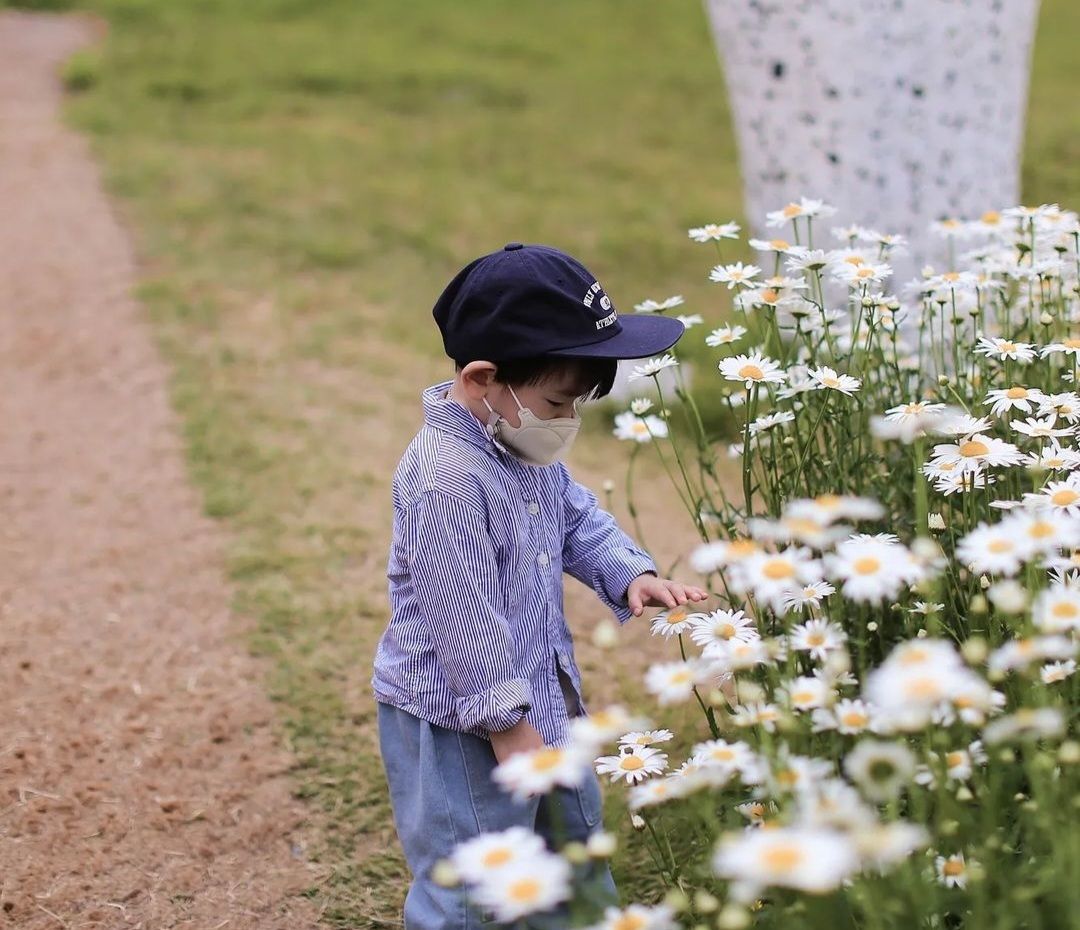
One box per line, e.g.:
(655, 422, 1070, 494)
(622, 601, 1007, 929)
(371, 380, 657, 746)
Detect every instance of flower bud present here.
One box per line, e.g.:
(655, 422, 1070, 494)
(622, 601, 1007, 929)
(586, 831, 617, 858)
(969, 594, 988, 615)
(662, 888, 689, 912)
(602, 479, 615, 494)
(562, 841, 589, 865)
(961, 637, 988, 665)
(593, 620, 618, 649)
(431, 859, 460, 887)
(940, 819, 959, 836)
(928, 512, 945, 531)
(987, 581, 1027, 614)
(736, 680, 766, 704)
(1058, 740, 1080, 764)
(867, 621, 878, 632)
(717, 905, 751, 929)
(1040, 312, 1054, 326)
(956, 785, 974, 802)
(631, 814, 646, 831)
(979, 574, 991, 590)
(938, 375, 949, 386)
(693, 890, 719, 913)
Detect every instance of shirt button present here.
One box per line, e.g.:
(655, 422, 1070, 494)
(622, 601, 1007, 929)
(537, 552, 550, 566)
(527, 502, 540, 515)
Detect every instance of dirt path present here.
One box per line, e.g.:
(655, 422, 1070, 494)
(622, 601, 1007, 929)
(0, 13, 322, 928)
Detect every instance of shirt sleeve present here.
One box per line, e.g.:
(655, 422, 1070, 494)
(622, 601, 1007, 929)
(559, 465, 658, 623)
(409, 490, 531, 733)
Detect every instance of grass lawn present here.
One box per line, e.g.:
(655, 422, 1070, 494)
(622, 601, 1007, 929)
(12, 0, 1079, 923)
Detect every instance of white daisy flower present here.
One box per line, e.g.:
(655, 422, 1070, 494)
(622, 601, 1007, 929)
(595, 745, 668, 785)
(1024, 444, 1080, 471)
(1022, 476, 1080, 514)
(1012, 415, 1075, 440)
(855, 822, 929, 871)
(450, 827, 546, 884)
(469, 854, 572, 922)
(843, 740, 916, 801)
(627, 354, 679, 381)
(812, 698, 880, 735)
(687, 608, 759, 650)
(633, 295, 684, 313)
(929, 435, 1024, 472)
(688, 222, 740, 243)
(691, 738, 758, 776)
(885, 400, 948, 423)
(592, 904, 678, 930)
(730, 701, 782, 732)
(956, 522, 1027, 576)
(989, 636, 1077, 674)
(718, 353, 787, 389)
(650, 603, 706, 638)
(1040, 659, 1076, 683)
(709, 263, 760, 289)
(784, 675, 833, 710)
(569, 706, 652, 751)
(689, 537, 761, 573)
(781, 580, 837, 610)
(613, 411, 668, 443)
(934, 852, 974, 889)
(789, 619, 847, 661)
(627, 778, 677, 810)
(974, 335, 1036, 363)
(827, 536, 924, 603)
(1031, 584, 1080, 632)
(644, 659, 711, 705)
(676, 313, 704, 330)
(983, 707, 1064, 744)
(1001, 509, 1080, 555)
(729, 546, 823, 611)
(833, 261, 893, 287)
(705, 323, 748, 346)
(1037, 391, 1080, 422)
(492, 745, 590, 801)
(712, 827, 859, 894)
(808, 366, 862, 395)
(1039, 335, 1080, 358)
(618, 729, 674, 749)
(983, 385, 1046, 417)
(748, 237, 809, 257)
(749, 410, 796, 435)
(785, 494, 884, 524)
(706, 637, 771, 672)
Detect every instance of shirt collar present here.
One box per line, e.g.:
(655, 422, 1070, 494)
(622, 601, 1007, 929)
(422, 380, 509, 455)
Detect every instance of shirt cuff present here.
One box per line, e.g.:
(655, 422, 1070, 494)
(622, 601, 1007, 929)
(594, 549, 658, 623)
(455, 678, 533, 733)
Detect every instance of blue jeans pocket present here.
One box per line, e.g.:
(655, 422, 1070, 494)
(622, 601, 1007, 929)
(573, 771, 604, 831)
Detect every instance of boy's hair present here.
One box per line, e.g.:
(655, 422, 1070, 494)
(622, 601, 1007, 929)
(455, 355, 617, 401)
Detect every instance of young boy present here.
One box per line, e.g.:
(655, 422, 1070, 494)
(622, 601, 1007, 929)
(371, 242, 708, 929)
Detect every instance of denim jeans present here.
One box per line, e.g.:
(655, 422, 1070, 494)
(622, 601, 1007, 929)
(377, 701, 618, 929)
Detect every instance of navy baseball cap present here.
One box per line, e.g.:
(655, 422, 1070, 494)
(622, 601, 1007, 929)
(433, 242, 685, 363)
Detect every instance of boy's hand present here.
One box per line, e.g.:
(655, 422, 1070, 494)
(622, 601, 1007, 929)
(489, 717, 546, 764)
(627, 573, 709, 617)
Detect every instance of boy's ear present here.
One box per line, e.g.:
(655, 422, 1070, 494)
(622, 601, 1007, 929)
(459, 360, 498, 401)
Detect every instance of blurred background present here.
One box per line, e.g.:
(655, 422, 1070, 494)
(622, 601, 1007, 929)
(4, 0, 1078, 924)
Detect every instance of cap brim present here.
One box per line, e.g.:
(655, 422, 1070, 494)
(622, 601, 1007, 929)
(546, 314, 685, 360)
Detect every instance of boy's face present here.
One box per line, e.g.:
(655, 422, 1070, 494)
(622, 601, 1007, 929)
(488, 368, 589, 428)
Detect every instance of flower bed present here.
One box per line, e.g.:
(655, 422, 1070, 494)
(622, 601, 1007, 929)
(440, 200, 1080, 929)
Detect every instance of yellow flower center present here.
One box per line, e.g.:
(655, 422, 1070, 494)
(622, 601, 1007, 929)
(841, 711, 868, 728)
(1006, 386, 1028, 399)
(482, 848, 513, 868)
(611, 914, 649, 930)
(621, 755, 645, 771)
(763, 559, 796, 580)
(987, 539, 1013, 554)
(782, 203, 803, 218)
(941, 219, 961, 228)
(738, 364, 765, 381)
(806, 632, 826, 647)
(1052, 601, 1079, 618)
(632, 421, 649, 435)
(769, 239, 791, 250)
(711, 748, 736, 761)
(815, 494, 841, 508)
(981, 211, 1001, 224)
(1051, 489, 1079, 507)
(508, 878, 542, 903)
(945, 752, 966, 768)
(791, 691, 816, 705)
(823, 375, 841, 387)
(776, 769, 799, 787)
(762, 845, 804, 872)
(855, 267, 875, 278)
(853, 557, 881, 575)
(666, 607, 689, 624)
(718, 623, 737, 639)
(531, 749, 564, 772)
(959, 440, 990, 457)
(760, 288, 780, 304)
(844, 255, 865, 266)
(1065, 338, 1080, 349)
(943, 860, 966, 877)
(1028, 520, 1055, 539)
(999, 341, 1017, 353)
(728, 539, 758, 558)
(905, 676, 941, 699)
(942, 271, 961, 282)
(671, 670, 692, 684)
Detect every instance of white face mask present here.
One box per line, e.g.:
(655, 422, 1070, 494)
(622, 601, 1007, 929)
(484, 385, 581, 466)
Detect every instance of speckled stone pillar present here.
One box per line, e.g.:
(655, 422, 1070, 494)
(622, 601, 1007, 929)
(704, 0, 1040, 277)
